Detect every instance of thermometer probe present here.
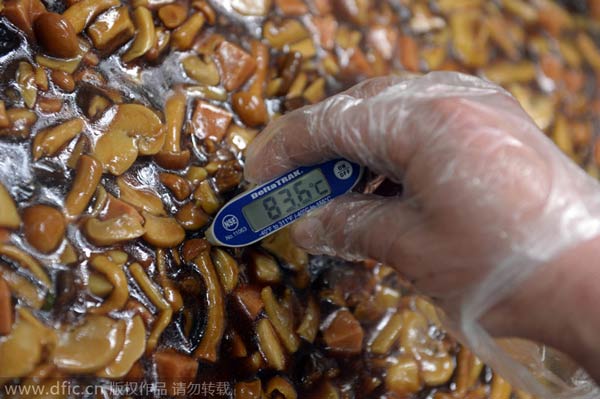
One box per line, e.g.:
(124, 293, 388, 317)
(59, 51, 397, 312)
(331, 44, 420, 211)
(206, 159, 363, 247)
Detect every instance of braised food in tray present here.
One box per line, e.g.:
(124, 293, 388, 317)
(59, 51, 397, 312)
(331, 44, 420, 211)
(0, 0, 599, 398)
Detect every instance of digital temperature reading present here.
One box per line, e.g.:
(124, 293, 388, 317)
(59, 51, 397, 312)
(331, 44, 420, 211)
(242, 169, 331, 231)
(207, 159, 362, 247)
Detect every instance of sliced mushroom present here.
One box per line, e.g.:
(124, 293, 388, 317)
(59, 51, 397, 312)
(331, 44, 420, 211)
(63, 0, 120, 33)
(172, 13, 205, 50)
(297, 295, 319, 344)
(0, 101, 9, 129)
(32, 118, 84, 160)
(101, 193, 144, 224)
(449, 11, 489, 68)
(16, 61, 37, 109)
(261, 286, 300, 353)
(192, 249, 225, 362)
(97, 315, 146, 379)
(232, 41, 269, 127)
(60, 241, 79, 265)
(88, 272, 113, 298)
(64, 154, 103, 219)
(250, 251, 281, 284)
(122, 6, 156, 62)
(155, 91, 190, 170)
(233, 285, 264, 320)
(0, 182, 20, 229)
(84, 213, 145, 246)
(87, 7, 135, 54)
(53, 316, 126, 373)
(229, 329, 248, 358)
(156, 249, 183, 312)
(399, 310, 429, 353)
(0, 276, 13, 336)
(0, 245, 51, 288)
(158, 4, 188, 29)
(420, 352, 456, 387)
(117, 177, 166, 216)
(36, 50, 85, 74)
(193, 180, 220, 214)
(160, 173, 191, 201)
(175, 202, 209, 230)
(235, 379, 262, 398)
(490, 374, 512, 399)
(303, 77, 325, 104)
(94, 104, 164, 175)
(182, 55, 220, 86)
(129, 262, 172, 354)
(232, 0, 272, 16)
(87, 95, 111, 119)
(0, 308, 50, 378)
(385, 355, 423, 395)
(0, 108, 38, 138)
(455, 347, 484, 394)
(261, 227, 308, 272)
(0, 265, 45, 309)
(256, 318, 286, 370)
(263, 19, 309, 49)
(142, 211, 185, 248)
(51, 70, 76, 92)
(89, 255, 129, 314)
(210, 248, 239, 293)
(226, 124, 258, 152)
(145, 26, 171, 62)
(370, 312, 403, 355)
(186, 166, 208, 185)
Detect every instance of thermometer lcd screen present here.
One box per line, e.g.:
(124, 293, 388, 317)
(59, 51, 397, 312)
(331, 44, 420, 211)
(242, 169, 332, 232)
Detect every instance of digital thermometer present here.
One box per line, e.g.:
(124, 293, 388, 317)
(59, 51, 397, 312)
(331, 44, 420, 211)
(206, 159, 363, 247)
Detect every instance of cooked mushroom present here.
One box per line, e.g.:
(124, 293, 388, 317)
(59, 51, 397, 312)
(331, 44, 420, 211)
(22, 204, 66, 253)
(64, 154, 103, 219)
(0, 308, 51, 378)
(84, 213, 145, 246)
(129, 262, 172, 354)
(261, 286, 299, 353)
(122, 6, 155, 62)
(94, 104, 164, 175)
(0, 183, 20, 229)
(53, 316, 126, 373)
(192, 248, 225, 362)
(32, 118, 85, 160)
(97, 315, 146, 378)
(89, 255, 129, 314)
(0, 275, 13, 336)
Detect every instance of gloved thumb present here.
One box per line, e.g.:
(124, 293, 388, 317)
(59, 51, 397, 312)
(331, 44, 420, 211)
(291, 193, 425, 267)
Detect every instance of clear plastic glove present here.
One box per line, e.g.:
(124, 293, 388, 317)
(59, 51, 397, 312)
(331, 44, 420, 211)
(245, 72, 600, 398)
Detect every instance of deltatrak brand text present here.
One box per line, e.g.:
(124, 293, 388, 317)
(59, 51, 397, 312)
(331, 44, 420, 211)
(250, 169, 303, 199)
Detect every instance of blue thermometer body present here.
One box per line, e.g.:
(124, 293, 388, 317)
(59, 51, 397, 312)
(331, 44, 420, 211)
(206, 159, 363, 247)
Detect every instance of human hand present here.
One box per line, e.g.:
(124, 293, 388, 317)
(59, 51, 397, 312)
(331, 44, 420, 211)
(245, 72, 600, 396)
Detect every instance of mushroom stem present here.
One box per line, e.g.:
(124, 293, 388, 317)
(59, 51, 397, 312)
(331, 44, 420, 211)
(192, 249, 225, 362)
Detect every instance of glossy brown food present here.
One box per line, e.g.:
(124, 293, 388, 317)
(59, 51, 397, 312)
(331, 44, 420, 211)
(0, 0, 598, 398)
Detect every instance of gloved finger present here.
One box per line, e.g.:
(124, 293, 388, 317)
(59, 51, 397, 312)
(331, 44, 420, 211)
(244, 76, 410, 183)
(339, 74, 414, 98)
(244, 72, 519, 184)
(291, 192, 427, 273)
